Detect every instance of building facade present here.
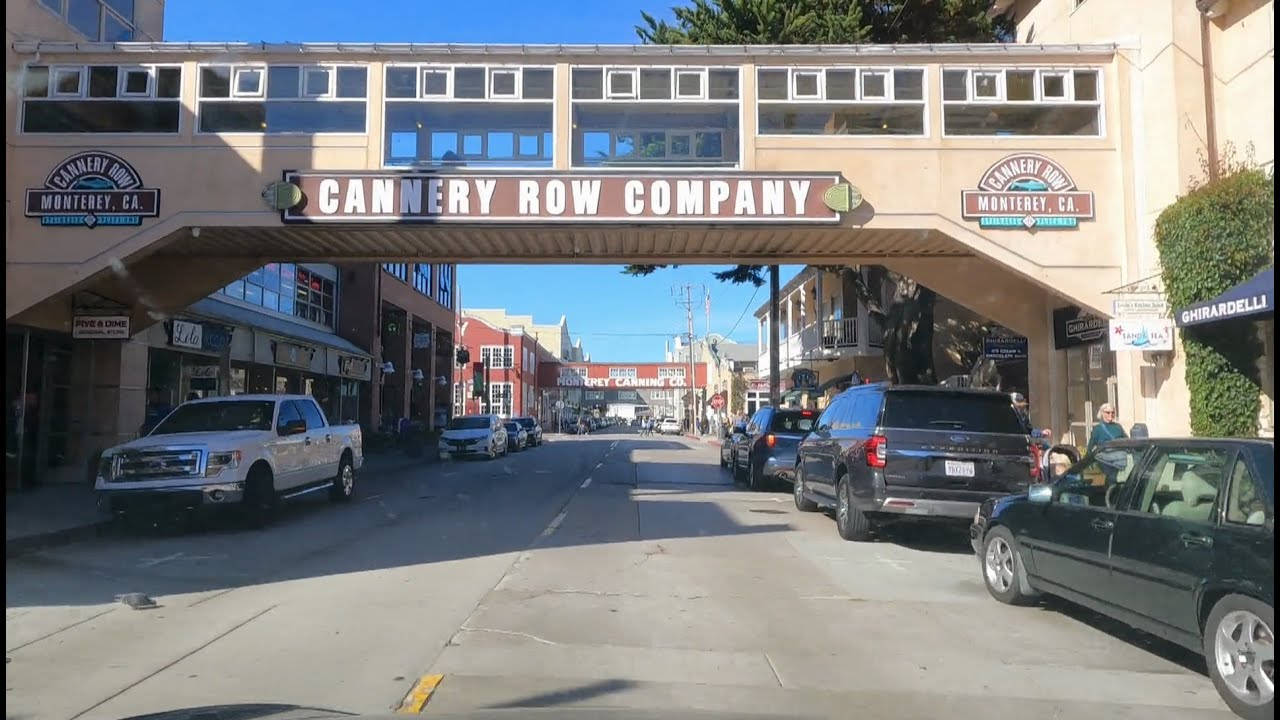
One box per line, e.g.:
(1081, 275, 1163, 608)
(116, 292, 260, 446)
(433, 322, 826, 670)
(453, 312, 553, 421)
(537, 361, 711, 426)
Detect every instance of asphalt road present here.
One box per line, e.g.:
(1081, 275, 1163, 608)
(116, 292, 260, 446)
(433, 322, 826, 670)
(6, 430, 1236, 719)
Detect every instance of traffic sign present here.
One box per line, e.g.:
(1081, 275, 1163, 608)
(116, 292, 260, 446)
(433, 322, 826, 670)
(710, 393, 725, 410)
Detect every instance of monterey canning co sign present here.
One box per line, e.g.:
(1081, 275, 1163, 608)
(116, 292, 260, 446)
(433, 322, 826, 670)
(25, 152, 160, 228)
(280, 172, 849, 224)
(961, 154, 1094, 230)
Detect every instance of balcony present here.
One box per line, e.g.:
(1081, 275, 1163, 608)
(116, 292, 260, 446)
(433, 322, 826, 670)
(819, 318, 858, 350)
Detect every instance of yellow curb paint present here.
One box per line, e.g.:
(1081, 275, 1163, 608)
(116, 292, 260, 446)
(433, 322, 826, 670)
(396, 673, 444, 714)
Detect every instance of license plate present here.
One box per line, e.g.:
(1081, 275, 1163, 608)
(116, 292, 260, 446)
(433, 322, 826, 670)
(944, 460, 975, 478)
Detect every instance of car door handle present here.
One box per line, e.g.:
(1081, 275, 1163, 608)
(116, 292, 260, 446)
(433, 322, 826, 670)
(325, 434, 332, 443)
(304, 437, 312, 446)
(1091, 518, 1114, 531)
(1180, 532, 1213, 549)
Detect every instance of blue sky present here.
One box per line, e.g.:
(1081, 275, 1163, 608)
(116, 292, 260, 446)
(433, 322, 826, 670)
(166, 1, 802, 361)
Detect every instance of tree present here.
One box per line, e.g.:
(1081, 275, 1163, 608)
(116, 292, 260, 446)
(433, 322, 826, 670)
(622, 0, 1012, 382)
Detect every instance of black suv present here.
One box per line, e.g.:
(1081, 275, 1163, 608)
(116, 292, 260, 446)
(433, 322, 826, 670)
(794, 383, 1035, 541)
(514, 416, 543, 446)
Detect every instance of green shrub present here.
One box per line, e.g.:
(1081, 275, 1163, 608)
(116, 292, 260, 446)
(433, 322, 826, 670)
(1154, 161, 1272, 437)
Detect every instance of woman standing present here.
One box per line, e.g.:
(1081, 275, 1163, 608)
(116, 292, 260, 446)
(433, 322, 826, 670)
(1087, 403, 1127, 453)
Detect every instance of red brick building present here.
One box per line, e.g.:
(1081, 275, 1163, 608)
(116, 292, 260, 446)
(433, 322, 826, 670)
(538, 360, 709, 424)
(452, 314, 556, 419)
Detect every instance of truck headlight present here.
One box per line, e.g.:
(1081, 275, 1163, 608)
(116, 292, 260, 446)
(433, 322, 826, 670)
(205, 451, 241, 477)
(97, 453, 118, 481)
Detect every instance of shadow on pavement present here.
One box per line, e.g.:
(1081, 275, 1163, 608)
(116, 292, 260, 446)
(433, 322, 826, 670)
(873, 522, 975, 555)
(1040, 596, 1208, 676)
(486, 678, 636, 709)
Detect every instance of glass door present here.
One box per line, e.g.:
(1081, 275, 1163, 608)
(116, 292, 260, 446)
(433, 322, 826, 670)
(1065, 342, 1117, 449)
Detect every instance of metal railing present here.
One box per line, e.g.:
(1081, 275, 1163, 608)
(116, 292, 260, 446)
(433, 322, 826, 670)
(821, 318, 858, 349)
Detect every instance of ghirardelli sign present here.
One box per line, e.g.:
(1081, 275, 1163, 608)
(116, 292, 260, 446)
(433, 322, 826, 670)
(961, 154, 1094, 230)
(25, 151, 160, 228)
(280, 172, 847, 224)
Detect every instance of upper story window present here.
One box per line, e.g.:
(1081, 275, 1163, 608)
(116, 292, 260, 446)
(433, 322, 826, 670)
(383, 263, 409, 282)
(198, 64, 368, 134)
(413, 264, 432, 296)
(609, 367, 638, 379)
(658, 366, 687, 379)
(570, 66, 740, 168)
(941, 67, 1102, 136)
(756, 66, 926, 137)
(437, 265, 454, 309)
(384, 64, 554, 168)
(221, 263, 338, 330)
(41, 0, 138, 41)
(21, 64, 181, 133)
(481, 345, 515, 369)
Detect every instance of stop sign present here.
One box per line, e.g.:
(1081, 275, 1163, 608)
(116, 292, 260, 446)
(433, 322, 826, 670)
(710, 393, 724, 410)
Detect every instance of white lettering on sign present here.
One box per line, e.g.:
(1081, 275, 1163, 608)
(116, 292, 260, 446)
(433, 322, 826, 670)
(650, 181, 671, 216)
(448, 179, 470, 214)
(624, 181, 645, 215)
(1178, 294, 1270, 324)
(733, 181, 755, 215)
(556, 376, 689, 388)
(342, 180, 365, 214)
(401, 178, 421, 214)
(788, 180, 812, 212)
(571, 180, 601, 214)
(545, 180, 566, 215)
(676, 180, 704, 215)
(518, 180, 539, 214)
(318, 179, 340, 214)
(171, 320, 203, 350)
(371, 179, 394, 214)
(426, 179, 444, 214)
(761, 181, 784, 215)
(474, 179, 496, 214)
(708, 181, 731, 214)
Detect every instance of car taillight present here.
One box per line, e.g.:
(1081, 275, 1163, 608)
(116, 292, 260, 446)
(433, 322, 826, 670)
(765, 434, 776, 448)
(1029, 442, 1042, 480)
(866, 435, 887, 468)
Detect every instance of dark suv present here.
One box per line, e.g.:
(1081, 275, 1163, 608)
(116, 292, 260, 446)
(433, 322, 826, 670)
(794, 383, 1035, 541)
(723, 406, 818, 490)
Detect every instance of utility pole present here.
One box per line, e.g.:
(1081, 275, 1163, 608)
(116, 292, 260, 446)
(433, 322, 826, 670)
(769, 265, 780, 408)
(672, 283, 704, 435)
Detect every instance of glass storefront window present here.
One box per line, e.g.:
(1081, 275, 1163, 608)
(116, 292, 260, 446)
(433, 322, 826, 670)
(231, 367, 247, 395)
(219, 262, 334, 330)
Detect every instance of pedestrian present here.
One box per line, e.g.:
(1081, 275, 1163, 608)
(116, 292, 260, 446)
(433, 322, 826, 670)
(1087, 403, 1127, 454)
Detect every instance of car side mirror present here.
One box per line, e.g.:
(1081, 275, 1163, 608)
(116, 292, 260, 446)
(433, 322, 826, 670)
(1028, 483, 1053, 504)
(279, 419, 306, 436)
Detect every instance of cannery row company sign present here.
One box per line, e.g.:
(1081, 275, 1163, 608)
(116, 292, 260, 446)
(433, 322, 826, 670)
(279, 172, 853, 224)
(962, 154, 1094, 230)
(25, 152, 160, 228)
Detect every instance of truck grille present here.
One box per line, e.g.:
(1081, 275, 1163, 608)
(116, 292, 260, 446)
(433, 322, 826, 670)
(114, 449, 203, 481)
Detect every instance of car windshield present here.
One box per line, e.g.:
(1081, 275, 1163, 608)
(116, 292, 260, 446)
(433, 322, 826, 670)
(448, 416, 490, 430)
(504, 422, 520, 431)
(516, 418, 536, 428)
(882, 391, 1025, 434)
(149, 401, 275, 435)
(770, 411, 816, 433)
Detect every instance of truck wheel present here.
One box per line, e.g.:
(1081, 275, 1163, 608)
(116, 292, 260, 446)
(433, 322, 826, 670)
(981, 526, 1037, 605)
(1204, 594, 1274, 720)
(747, 457, 763, 491)
(793, 464, 819, 512)
(835, 475, 872, 541)
(329, 456, 355, 503)
(242, 466, 276, 529)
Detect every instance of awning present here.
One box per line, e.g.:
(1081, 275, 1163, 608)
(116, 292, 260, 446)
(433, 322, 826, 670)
(187, 298, 372, 358)
(1175, 267, 1273, 327)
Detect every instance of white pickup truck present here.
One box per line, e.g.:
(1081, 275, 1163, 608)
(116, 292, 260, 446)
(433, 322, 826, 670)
(95, 394, 363, 526)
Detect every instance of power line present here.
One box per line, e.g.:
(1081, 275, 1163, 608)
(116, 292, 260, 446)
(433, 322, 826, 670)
(720, 286, 761, 341)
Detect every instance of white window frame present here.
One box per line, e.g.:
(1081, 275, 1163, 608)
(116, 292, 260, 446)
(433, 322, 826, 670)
(667, 132, 693, 158)
(195, 62, 369, 136)
(971, 70, 1003, 102)
(1039, 70, 1071, 102)
(658, 366, 687, 379)
(858, 68, 891, 100)
(606, 68, 639, 99)
(489, 67, 520, 99)
(420, 67, 450, 97)
(481, 345, 515, 369)
(674, 69, 706, 100)
(302, 66, 332, 98)
(118, 66, 153, 98)
(791, 70, 823, 100)
(1002, 68, 1039, 103)
(939, 66, 1105, 139)
(488, 382, 514, 418)
(51, 66, 84, 98)
(609, 367, 638, 379)
(232, 66, 265, 98)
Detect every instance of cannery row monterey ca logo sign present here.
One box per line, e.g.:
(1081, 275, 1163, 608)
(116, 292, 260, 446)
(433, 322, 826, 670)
(25, 152, 160, 228)
(961, 153, 1094, 230)
(278, 172, 856, 223)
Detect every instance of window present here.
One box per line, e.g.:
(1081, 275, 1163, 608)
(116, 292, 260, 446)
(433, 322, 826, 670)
(412, 264, 432, 296)
(383, 263, 409, 281)
(292, 266, 337, 328)
(572, 66, 740, 168)
(23, 64, 182, 133)
(757, 66, 927, 137)
(941, 67, 1103, 136)
(295, 400, 327, 430)
(1225, 456, 1270, 526)
(384, 64, 554, 168)
(453, 383, 465, 416)
(1132, 447, 1228, 521)
(198, 64, 367, 134)
(488, 382, 513, 417)
(609, 367, 638, 380)
(658, 367, 686, 379)
(275, 401, 303, 433)
(437, 265, 453, 308)
(1055, 445, 1146, 509)
(53, 0, 136, 41)
(481, 346, 515, 369)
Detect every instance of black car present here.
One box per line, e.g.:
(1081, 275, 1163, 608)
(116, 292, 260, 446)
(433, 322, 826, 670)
(971, 438, 1274, 720)
(514, 416, 543, 446)
(721, 406, 817, 490)
(794, 383, 1035, 541)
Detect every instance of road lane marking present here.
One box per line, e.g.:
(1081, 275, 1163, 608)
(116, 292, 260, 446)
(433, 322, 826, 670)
(581, 477, 592, 488)
(137, 552, 184, 568)
(535, 469, 552, 474)
(539, 509, 569, 538)
(396, 673, 444, 714)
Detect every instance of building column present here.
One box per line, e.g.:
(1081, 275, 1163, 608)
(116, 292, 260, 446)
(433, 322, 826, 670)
(1028, 305, 1066, 439)
(426, 324, 437, 431)
(402, 313, 413, 421)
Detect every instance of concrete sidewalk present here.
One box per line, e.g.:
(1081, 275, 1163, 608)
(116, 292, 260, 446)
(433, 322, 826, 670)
(4, 450, 429, 557)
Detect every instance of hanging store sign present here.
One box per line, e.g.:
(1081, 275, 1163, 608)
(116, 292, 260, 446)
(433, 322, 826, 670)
(274, 341, 316, 369)
(339, 355, 371, 381)
(1112, 298, 1170, 319)
(791, 368, 818, 390)
(1109, 319, 1175, 352)
(25, 151, 160, 228)
(72, 315, 130, 339)
(170, 320, 204, 350)
(1053, 306, 1108, 349)
(280, 172, 847, 224)
(961, 154, 1094, 229)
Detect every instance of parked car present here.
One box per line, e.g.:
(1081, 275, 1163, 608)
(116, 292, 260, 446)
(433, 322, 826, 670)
(95, 394, 363, 527)
(504, 421, 528, 451)
(794, 383, 1035, 541)
(971, 438, 1274, 720)
(726, 406, 817, 490)
(514, 416, 543, 446)
(658, 417, 680, 435)
(438, 414, 508, 460)
(720, 420, 747, 467)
